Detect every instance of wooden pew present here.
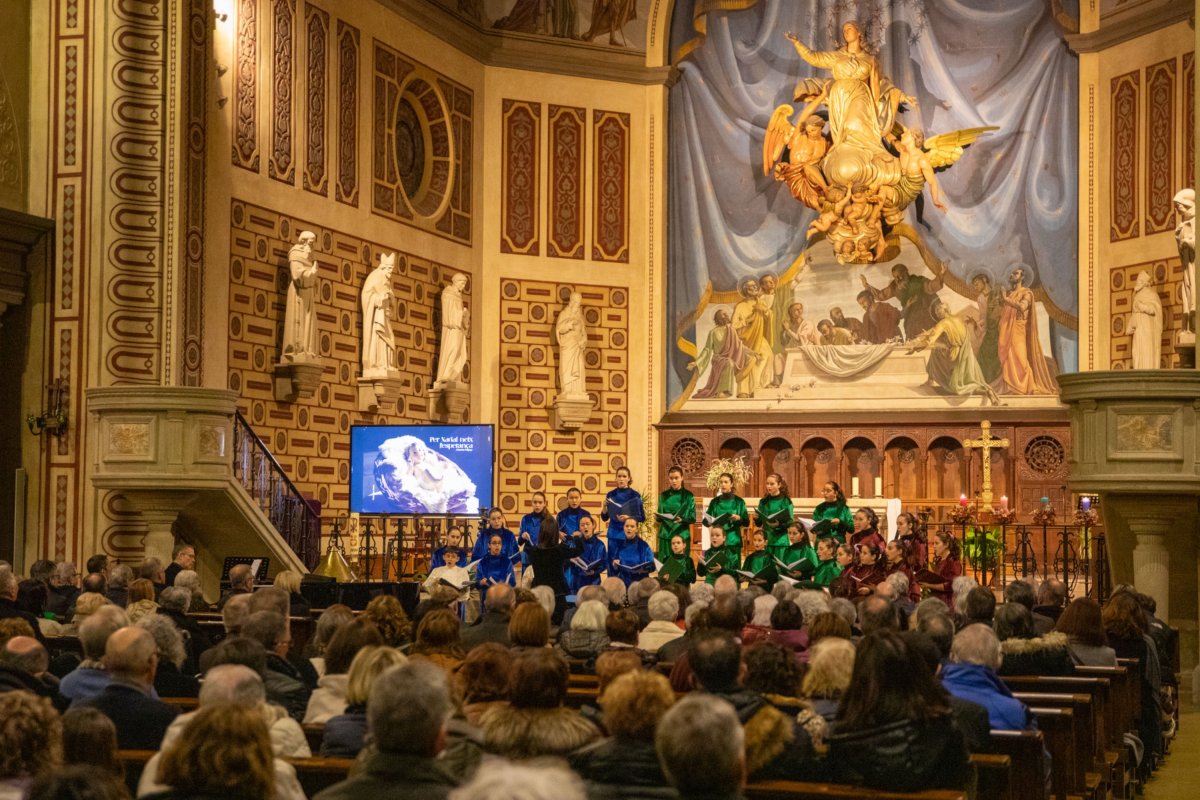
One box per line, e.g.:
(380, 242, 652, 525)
(302, 722, 325, 754)
(161, 696, 200, 711)
(1014, 693, 1104, 800)
(744, 781, 965, 799)
(988, 730, 1047, 800)
(44, 636, 83, 655)
(288, 756, 354, 796)
(115, 750, 156, 797)
(1023, 707, 1083, 800)
(970, 754, 1012, 800)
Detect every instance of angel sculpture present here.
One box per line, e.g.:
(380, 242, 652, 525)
(764, 24, 998, 263)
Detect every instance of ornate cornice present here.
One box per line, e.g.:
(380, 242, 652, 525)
(1066, 1, 1193, 54)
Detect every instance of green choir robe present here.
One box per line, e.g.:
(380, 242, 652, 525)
(697, 544, 741, 585)
(812, 501, 854, 542)
(705, 493, 748, 548)
(773, 542, 818, 581)
(655, 488, 696, 560)
(812, 558, 843, 587)
(739, 550, 779, 591)
(754, 494, 794, 555)
(658, 553, 696, 586)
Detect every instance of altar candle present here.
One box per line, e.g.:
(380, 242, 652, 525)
(851, 477, 860, 496)
(1000, 495, 1009, 511)
(1081, 497, 1091, 512)
(959, 494, 968, 507)
(874, 477, 882, 497)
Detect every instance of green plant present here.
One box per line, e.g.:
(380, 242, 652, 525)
(962, 526, 1003, 571)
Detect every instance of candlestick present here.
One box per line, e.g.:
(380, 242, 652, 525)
(874, 477, 882, 497)
(959, 494, 969, 507)
(1000, 495, 1009, 510)
(851, 477, 860, 497)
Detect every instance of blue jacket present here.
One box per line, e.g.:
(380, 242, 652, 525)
(941, 662, 1036, 731)
(430, 546, 468, 570)
(566, 535, 608, 593)
(601, 487, 644, 542)
(556, 506, 593, 535)
(612, 538, 655, 587)
(472, 527, 518, 562)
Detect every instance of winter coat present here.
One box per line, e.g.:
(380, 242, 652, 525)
(997, 631, 1076, 676)
(313, 751, 458, 800)
(556, 629, 610, 662)
(322, 705, 367, 757)
(304, 672, 349, 723)
(702, 687, 827, 782)
(161, 702, 311, 758)
(481, 704, 601, 759)
(827, 715, 968, 791)
(637, 620, 684, 653)
(570, 737, 676, 800)
(941, 661, 1035, 731)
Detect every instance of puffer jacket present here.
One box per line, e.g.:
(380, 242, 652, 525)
(997, 631, 1076, 676)
(481, 705, 600, 759)
(827, 715, 968, 791)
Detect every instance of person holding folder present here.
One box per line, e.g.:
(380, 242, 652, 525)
(916, 531, 962, 607)
(812, 481, 854, 542)
(754, 473, 794, 561)
(704, 472, 748, 548)
(610, 517, 656, 588)
(654, 466, 695, 560)
(739, 531, 779, 591)
(658, 534, 696, 586)
(774, 522, 818, 582)
(566, 515, 608, 595)
(696, 525, 741, 585)
(600, 466, 645, 567)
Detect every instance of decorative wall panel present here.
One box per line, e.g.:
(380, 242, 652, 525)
(181, 0, 208, 385)
(268, 0, 295, 184)
(335, 20, 358, 206)
(1144, 59, 1175, 234)
(1185, 53, 1194, 193)
(592, 110, 629, 262)
(1108, 257, 1182, 369)
(1110, 71, 1139, 242)
(370, 42, 473, 244)
(227, 199, 469, 512)
(303, 3, 328, 195)
(548, 105, 585, 260)
(500, 99, 540, 255)
(233, 0, 260, 171)
(496, 280, 628, 517)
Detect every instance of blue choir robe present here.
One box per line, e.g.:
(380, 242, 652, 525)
(600, 487, 645, 563)
(475, 554, 516, 605)
(431, 546, 468, 570)
(566, 535, 608, 594)
(556, 506, 593, 536)
(612, 537, 655, 588)
(472, 527, 518, 562)
(519, 511, 550, 568)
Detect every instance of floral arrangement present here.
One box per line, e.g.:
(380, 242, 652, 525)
(990, 507, 1017, 525)
(948, 504, 975, 525)
(1072, 508, 1100, 527)
(704, 456, 752, 493)
(1031, 505, 1057, 526)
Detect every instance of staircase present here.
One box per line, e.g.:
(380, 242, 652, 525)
(86, 387, 318, 595)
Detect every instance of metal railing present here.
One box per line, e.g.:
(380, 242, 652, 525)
(926, 520, 1110, 601)
(232, 411, 321, 570)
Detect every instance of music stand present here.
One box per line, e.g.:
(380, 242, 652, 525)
(221, 556, 270, 584)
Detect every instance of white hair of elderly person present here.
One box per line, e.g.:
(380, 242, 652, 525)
(530, 585, 556, 619)
(751, 595, 778, 627)
(792, 590, 829, 626)
(637, 591, 684, 652)
(449, 759, 586, 800)
(688, 582, 715, 605)
(137, 665, 309, 800)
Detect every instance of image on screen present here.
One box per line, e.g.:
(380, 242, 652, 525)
(350, 425, 494, 515)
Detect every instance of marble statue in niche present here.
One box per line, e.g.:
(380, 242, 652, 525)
(555, 291, 589, 399)
(281, 231, 320, 362)
(1129, 270, 1162, 370)
(361, 253, 398, 377)
(1175, 188, 1195, 333)
(434, 273, 469, 388)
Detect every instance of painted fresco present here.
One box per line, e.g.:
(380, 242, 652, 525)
(435, 0, 650, 51)
(667, 1, 1079, 412)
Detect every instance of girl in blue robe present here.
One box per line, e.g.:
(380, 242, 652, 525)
(519, 491, 551, 568)
(611, 518, 655, 588)
(556, 486, 593, 535)
(565, 515, 608, 594)
(475, 532, 516, 605)
(472, 508, 519, 562)
(599, 466, 645, 566)
(431, 526, 468, 569)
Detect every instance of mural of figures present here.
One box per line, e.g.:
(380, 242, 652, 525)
(434, 0, 650, 50)
(667, 2, 1077, 411)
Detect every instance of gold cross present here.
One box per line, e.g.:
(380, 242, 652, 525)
(962, 420, 1009, 509)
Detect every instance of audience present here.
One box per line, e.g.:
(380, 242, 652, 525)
(556, 600, 610, 663)
(411, 609, 467, 671)
(322, 645, 408, 758)
(508, 602, 552, 651)
(61, 707, 122, 777)
(942, 623, 1035, 730)
(1003, 579, 1056, 635)
(1033, 578, 1068, 623)
(857, 594, 900, 634)
(901, 627, 991, 754)
(156, 587, 211, 673)
(46, 562, 80, 622)
(105, 565, 134, 609)
(163, 544, 196, 588)
(0, 691, 62, 799)
(217, 564, 255, 610)
(308, 605, 354, 676)
(155, 705, 281, 800)
(482, 648, 600, 759)
(317, 661, 460, 800)
(59, 606, 128, 705)
(460, 583, 513, 651)
(764, 598, 806, 653)
(27, 765, 129, 800)
(305, 618, 383, 723)
(801, 636, 855, 724)
(0, 635, 63, 709)
(958, 586, 996, 628)
(173, 570, 211, 613)
(637, 591, 683, 652)
(1103, 591, 1163, 771)
(361, 595, 414, 649)
(241, 611, 310, 721)
(994, 602, 1075, 675)
(125, 578, 158, 624)
(138, 615, 200, 698)
(1056, 597, 1117, 666)
(656, 694, 745, 800)
(602, 609, 653, 665)
(0, 568, 45, 641)
(449, 761, 585, 800)
(273, 570, 311, 617)
(79, 626, 178, 750)
(456, 643, 511, 726)
(743, 639, 808, 714)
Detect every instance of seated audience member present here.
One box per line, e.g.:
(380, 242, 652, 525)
(307, 604, 354, 676)
(1056, 597, 1117, 666)
(0, 691, 62, 798)
(688, 632, 824, 782)
(668, 595, 744, 692)
(59, 606, 128, 705)
(482, 648, 601, 759)
(217, 563, 255, 611)
(322, 645, 408, 758)
(656, 694, 745, 800)
(241, 610, 311, 721)
(1103, 591, 1164, 767)
(172, 570, 211, 613)
(637, 591, 683, 653)
(628, 577, 660, 628)
(461, 583, 514, 651)
(601, 577, 627, 611)
(508, 601, 552, 652)
(912, 596, 952, 629)
(740, 594, 777, 644)
(138, 615, 200, 698)
(806, 611, 852, 648)
(80, 572, 108, 596)
(448, 761, 585, 800)
(1003, 579, 1055, 635)
(744, 639, 811, 716)
(942, 623, 1036, 730)
(901, 629, 991, 754)
(361, 594, 414, 648)
(858, 594, 900, 635)
(61, 707, 122, 778)
(0, 636, 65, 709)
(958, 586, 996, 628)
(601, 609, 655, 666)
(17, 579, 59, 637)
(305, 618, 382, 723)
(105, 565, 134, 609)
(763, 599, 806, 654)
(828, 597, 858, 632)
(1034, 578, 1068, 623)
(827, 630, 967, 791)
(800, 635, 855, 731)
(164, 543, 195, 588)
(556, 600, 611, 664)
(560, 584, 605, 630)
(272, 570, 311, 618)
(994, 602, 1075, 676)
(138, 558, 167, 596)
(80, 626, 178, 750)
(655, 599, 707, 664)
(124, 578, 158, 624)
(317, 662, 461, 800)
(457, 643, 511, 727)
(85, 554, 112, 578)
(155, 587, 211, 674)
(143, 664, 311, 797)
(529, 585, 558, 623)
(570, 670, 677, 799)
(47, 562, 81, 621)
(61, 592, 108, 637)
(411, 608, 467, 672)
(28, 765, 129, 800)
(951, 576, 980, 615)
(154, 705, 283, 800)
(878, 572, 916, 622)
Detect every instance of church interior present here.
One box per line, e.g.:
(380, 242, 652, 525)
(2, 0, 1200, 798)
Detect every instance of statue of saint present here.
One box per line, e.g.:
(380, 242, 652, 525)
(555, 291, 588, 399)
(434, 273, 469, 387)
(1129, 271, 1163, 369)
(1174, 188, 1195, 332)
(361, 253, 397, 375)
(998, 266, 1056, 394)
(282, 231, 320, 361)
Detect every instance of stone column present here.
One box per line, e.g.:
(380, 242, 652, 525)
(1132, 531, 1171, 620)
(121, 490, 199, 563)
